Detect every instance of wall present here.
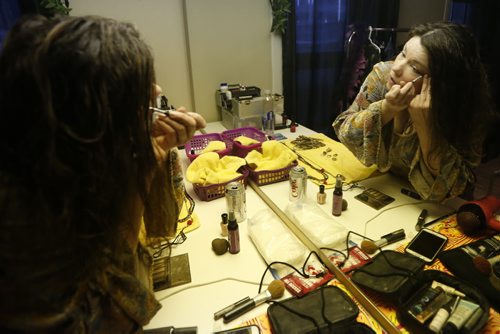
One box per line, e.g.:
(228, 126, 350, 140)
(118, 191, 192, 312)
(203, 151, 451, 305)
(71, 0, 276, 123)
(184, 0, 273, 121)
(397, 0, 448, 44)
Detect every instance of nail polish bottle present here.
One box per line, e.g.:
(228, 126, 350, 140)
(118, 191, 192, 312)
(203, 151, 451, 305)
(220, 213, 228, 237)
(317, 185, 326, 205)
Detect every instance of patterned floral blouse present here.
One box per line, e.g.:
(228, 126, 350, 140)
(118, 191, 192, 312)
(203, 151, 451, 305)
(333, 61, 478, 201)
(0, 148, 185, 333)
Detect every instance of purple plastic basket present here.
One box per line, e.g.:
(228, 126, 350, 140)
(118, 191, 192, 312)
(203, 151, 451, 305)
(247, 161, 298, 186)
(192, 168, 249, 201)
(221, 127, 267, 158)
(184, 133, 232, 162)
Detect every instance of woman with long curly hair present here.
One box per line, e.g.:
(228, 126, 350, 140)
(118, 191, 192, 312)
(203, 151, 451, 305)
(0, 15, 205, 332)
(333, 22, 494, 201)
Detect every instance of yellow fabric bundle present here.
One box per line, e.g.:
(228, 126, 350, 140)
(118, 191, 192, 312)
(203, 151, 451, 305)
(186, 152, 246, 185)
(283, 133, 377, 188)
(245, 140, 297, 171)
(200, 140, 226, 153)
(234, 135, 260, 146)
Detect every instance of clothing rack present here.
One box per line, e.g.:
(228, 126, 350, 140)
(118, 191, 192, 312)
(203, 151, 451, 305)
(369, 27, 410, 32)
(346, 26, 409, 59)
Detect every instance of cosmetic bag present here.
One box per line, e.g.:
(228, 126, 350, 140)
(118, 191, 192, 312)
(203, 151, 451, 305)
(438, 235, 500, 311)
(350, 251, 490, 333)
(396, 270, 490, 334)
(267, 285, 375, 334)
(350, 250, 425, 303)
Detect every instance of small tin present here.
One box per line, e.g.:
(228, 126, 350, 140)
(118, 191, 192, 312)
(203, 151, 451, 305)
(289, 165, 307, 201)
(225, 182, 246, 222)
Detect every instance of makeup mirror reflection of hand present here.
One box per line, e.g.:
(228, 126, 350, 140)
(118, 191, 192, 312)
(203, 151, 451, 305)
(384, 80, 417, 112)
(409, 75, 431, 125)
(152, 106, 206, 163)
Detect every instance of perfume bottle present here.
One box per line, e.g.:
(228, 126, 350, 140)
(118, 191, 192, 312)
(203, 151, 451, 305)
(332, 175, 343, 216)
(227, 212, 240, 254)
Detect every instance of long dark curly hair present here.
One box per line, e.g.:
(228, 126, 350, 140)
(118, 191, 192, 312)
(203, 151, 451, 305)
(409, 22, 494, 163)
(0, 15, 160, 313)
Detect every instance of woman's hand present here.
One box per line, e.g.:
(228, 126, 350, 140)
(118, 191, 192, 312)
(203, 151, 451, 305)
(152, 106, 206, 163)
(381, 80, 416, 126)
(384, 80, 416, 111)
(408, 75, 431, 126)
(408, 75, 439, 174)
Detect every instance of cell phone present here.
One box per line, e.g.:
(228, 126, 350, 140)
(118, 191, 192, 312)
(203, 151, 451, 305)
(404, 228, 448, 263)
(213, 325, 260, 334)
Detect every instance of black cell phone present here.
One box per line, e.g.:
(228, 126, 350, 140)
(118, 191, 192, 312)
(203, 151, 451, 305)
(213, 325, 260, 334)
(404, 228, 448, 263)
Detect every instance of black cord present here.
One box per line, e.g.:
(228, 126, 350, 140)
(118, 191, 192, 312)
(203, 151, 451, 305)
(257, 261, 310, 294)
(320, 247, 347, 269)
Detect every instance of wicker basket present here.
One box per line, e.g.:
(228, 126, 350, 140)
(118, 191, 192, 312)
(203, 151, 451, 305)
(192, 168, 249, 201)
(247, 161, 298, 186)
(221, 127, 267, 158)
(184, 133, 232, 162)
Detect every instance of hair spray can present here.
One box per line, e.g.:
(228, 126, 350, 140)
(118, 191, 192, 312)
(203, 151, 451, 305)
(225, 182, 246, 222)
(289, 166, 307, 201)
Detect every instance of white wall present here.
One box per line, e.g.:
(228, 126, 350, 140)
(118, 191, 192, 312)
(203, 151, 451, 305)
(184, 0, 273, 121)
(71, 0, 276, 123)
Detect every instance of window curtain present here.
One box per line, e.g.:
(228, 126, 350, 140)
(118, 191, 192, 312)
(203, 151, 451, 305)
(0, 0, 38, 46)
(282, 0, 400, 137)
(449, 0, 500, 161)
(283, 0, 347, 137)
(0, 0, 21, 45)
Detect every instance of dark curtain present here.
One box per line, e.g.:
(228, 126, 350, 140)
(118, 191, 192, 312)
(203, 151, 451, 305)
(450, 0, 500, 161)
(282, 0, 400, 138)
(0, 0, 38, 46)
(0, 0, 21, 45)
(283, 0, 347, 137)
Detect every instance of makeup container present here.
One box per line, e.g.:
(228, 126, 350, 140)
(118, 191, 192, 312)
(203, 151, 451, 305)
(220, 213, 228, 237)
(332, 175, 343, 216)
(317, 185, 326, 204)
(227, 212, 240, 254)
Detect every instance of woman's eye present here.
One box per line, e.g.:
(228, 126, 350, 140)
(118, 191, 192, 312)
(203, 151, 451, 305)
(411, 65, 422, 75)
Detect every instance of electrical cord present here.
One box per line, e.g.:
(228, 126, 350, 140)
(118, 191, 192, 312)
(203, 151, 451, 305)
(156, 277, 265, 302)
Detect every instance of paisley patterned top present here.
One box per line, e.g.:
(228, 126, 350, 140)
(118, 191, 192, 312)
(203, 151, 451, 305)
(0, 148, 185, 333)
(333, 61, 478, 201)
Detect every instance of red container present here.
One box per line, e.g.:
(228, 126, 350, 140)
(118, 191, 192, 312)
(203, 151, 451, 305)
(192, 168, 249, 201)
(184, 133, 232, 162)
(221, 127, 267, 158)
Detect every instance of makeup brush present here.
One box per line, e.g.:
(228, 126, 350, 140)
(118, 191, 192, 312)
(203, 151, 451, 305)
(222, 280, 285, 323)
(360, 229, 406, 255)
(472, 254, 500, 275)
(411, 76, 423, 85)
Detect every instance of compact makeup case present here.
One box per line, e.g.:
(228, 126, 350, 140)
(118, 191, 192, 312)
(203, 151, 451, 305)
(350, 250, 490, 333)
